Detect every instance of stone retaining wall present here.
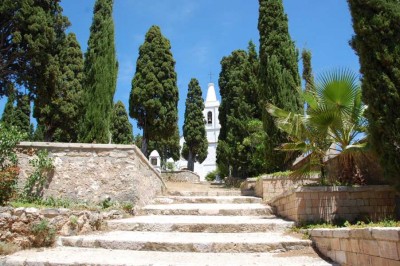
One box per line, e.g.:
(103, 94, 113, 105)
(16, 142, 166, 207)
(161, 170, 200, 183)
(254, 175, 318, 201)
(310, 227, 400, 265)
(0, 206, 124, 248)
(270, 186, 396, 224)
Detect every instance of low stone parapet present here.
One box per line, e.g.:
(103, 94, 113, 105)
(16, 142, 166, 207)
(269, 186, 396, 224)
(310, 227, 400, 265)
(161, 170, 200, 183)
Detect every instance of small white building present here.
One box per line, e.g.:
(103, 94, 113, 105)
(149, 150, 161, 172)
(178, 83, 221, 180)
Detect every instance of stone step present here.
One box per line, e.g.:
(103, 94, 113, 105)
(139, 203, 273, 216)
(1, 246, 336, 266)
(60, 231, 312, 253)
(153, 196, 262, 204)
(167, 190, 241, 196)
(107, 215, 291, 233)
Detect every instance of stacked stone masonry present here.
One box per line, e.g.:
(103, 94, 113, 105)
(253, 176, 318, 201)
(310, 227, 400, 265)
(16, 142, 166, 207)
(270, 186, 396, 224)
(161, 170, 200, 183)
(0, 206, 124, 249)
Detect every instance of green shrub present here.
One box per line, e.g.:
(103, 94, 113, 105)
(166, 162, 175, 171)
(0, 124, 25, 205)
(23, 149, 54, 202)
(205, 169, 219, 182)
(31, 219, 56, 247)
(122, 202, 133, 214)
(101, 197, 113, 209)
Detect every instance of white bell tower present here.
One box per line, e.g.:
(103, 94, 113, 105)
(195, 83, 220, 178)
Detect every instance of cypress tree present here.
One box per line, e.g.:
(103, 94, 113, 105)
(35, 32, 84, 142)
(183, 78, 208, 171)
(80, 0, 118, 143)
(217, 45, 264, 178)
(258, 0, 302, 173)
(348, 0, 400, 187)
(149, 125, 181, 168)
(111, 101, 134, 144)
(32, 124, 45, 142)
(52, 33, 84, 142)
(1, 88, 15, 128)
(13, 94, 31, 138)
(301, 49, 315, 93)
(0, 0, 69, 97)
(129, 25, 179, 155)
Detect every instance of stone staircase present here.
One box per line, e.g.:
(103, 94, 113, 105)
(2, 189, 335, 265)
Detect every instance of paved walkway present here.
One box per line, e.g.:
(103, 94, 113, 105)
(2, 183, 336, 265)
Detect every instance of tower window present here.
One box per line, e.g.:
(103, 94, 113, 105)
(207, 111, 212, 124)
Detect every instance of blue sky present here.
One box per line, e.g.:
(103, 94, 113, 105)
(1, 0, 360, 136)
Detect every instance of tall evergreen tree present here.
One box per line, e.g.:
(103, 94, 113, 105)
(258, 0, 302, 173)
(348, 0, 400, 187)
(111, 101, 134, 144)
(52, 33, 84, 142)
(1, 87, 15, 127)
(183, 78, 208, 171)
(35, 32, 84, 142)
(13, 94, 31, 138)
(217, 45, 264, 178)
(129, 25, 179, 155)
(0, 0, 69, 97)
(301, 49, 315, 93)
(80, 0, 118, 143)
(149, 125, 181, 168)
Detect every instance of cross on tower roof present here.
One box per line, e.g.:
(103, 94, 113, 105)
(208, 72, 213, 83)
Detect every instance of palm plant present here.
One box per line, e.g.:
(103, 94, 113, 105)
(267, 69, 367, 185)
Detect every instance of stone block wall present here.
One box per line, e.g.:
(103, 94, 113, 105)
(254, 176, 318, 201)
(0, 206, 124, 249)
(270, 186, 396, 224)
(161, 170, 200, 183)
(310, 227, 400, 265)
(16, 142, 166, 207)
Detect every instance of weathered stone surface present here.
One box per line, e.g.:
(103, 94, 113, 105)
(2, 189, 334, 266)
(140, 203, 273, 216)
(107, 215, 293, 233)
(0, 207, 123, 248)
(60, 231, 312, 253)
(162, 170, 200, 183)
(0, 247, 336, 266)
(152, 196, 262, 204)
(16, 142, 165, 207)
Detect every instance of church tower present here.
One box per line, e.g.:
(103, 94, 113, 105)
(199, 83, 220, 178)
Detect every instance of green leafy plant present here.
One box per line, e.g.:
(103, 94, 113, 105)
(101, 197, 113, 209)
(0, 124, 25, 205)
(31, 219, 56, 247)
(122, 202, 133, 214)
(205, 169, 220, 182)
(23, 149, 54, 202)
(267, 69, 367, 185)
(166, 162, 175, 171)
(69, 215, 78, 228)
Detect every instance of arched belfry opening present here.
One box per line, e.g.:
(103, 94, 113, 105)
(207, 111, 212, 124)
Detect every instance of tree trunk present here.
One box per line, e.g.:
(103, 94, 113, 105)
(141, 135, 148, 156)
(188, 150, 194, 171)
